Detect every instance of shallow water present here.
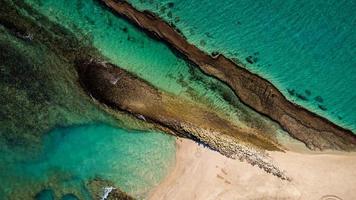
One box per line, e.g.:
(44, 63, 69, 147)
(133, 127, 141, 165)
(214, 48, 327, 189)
(0, 124, 175, 199)
(127, 0, 356, 132)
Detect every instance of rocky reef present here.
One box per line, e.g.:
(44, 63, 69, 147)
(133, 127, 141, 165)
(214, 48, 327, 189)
(77, 59, 289, 180)
(87, 178, 135, 200)
(99, 0, 356, 151)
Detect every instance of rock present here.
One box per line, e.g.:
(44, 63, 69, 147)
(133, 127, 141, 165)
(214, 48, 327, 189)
(287, 89, 295, 96)
(245, 55, 258, 64)
(199, 40, 206, 46)
(246, 56, 254, 64)
(167, 11, 172, 18)
(305, 90, 311, 96)
(296, 93, 308, 101)
(211, 51, 219, 57)
(77, 59, 287, 180)
(314, 95, 324, 103)
(167, 2, 174, 8)
(318, 105, 327, 111)
(121, 27, 128, 33)
(86, 178, 135, 200)
(35, 189, 55, 200)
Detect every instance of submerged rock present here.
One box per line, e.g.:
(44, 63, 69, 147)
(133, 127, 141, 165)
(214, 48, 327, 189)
(305, 90, 311, 96)
(287, 89, 295, 96)
(296, 93, 308, 101)
(35, 189, 55, 200)
(318, 105, 327, 111)
(167, 2, 174, 8)
(245, 54, 258, 64)
(211, 51, 220, 58)
(314, 95, 324, 103)
(86, 178, 135, 200)
(199, 39, 206, 46)
(246, 56, 254, 64)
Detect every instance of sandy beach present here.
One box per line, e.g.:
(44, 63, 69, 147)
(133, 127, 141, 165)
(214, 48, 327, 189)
(148, 138, 356, 200)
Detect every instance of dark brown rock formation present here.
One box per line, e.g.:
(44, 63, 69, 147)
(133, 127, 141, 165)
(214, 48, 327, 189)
(98, 0, 356, 151)
(76, 59, 289, 180)
(86, 178, 135, 200)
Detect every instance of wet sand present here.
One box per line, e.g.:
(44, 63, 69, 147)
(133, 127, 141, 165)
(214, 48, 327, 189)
(149, 138, 356, 200)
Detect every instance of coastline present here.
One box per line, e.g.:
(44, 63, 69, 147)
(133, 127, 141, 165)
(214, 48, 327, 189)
(99, 0, 356, 151)
(148, 138, 356, 200)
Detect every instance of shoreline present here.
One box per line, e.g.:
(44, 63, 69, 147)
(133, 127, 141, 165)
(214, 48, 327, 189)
(99, 0, 356, 151)
(148, 138, 356, 200)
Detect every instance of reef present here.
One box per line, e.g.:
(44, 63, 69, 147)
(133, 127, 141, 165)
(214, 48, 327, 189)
(87, 178, 135, 200)
(99, 0, 356, 151)
(77, 59, 289, 180)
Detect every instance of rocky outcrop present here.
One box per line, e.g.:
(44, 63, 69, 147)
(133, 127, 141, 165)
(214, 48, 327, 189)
(99, 0, 356, 151)
(77, 59, 289, 180)
(86, 178, 135, 200)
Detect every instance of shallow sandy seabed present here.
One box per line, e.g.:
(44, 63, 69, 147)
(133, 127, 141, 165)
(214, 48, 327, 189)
(149, 138, 356, 200)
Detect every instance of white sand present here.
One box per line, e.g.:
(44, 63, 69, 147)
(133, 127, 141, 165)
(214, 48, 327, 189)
(148, 138, 356, 200)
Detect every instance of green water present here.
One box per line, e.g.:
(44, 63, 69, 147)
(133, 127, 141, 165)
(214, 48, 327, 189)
(0, 124, 175, 199)
(127, 0, 356, 132)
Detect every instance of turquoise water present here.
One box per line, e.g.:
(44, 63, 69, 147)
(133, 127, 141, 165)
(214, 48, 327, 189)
(128, 0, 356, 132)
(0, 124, 175, 199)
